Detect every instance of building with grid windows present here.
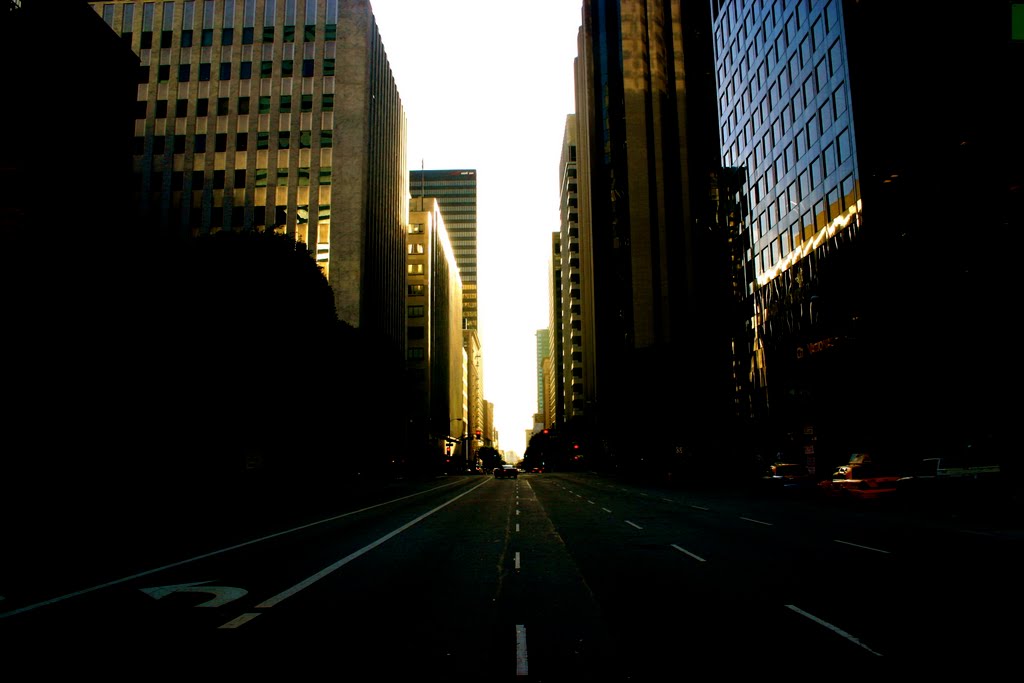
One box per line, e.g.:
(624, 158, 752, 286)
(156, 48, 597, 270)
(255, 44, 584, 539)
(573, 0, 732, 469)
(409, 169, 479, 331)
(405, 196, 463, 474)
(90, 0, 409, 360)
(710, 0, 1021, 473)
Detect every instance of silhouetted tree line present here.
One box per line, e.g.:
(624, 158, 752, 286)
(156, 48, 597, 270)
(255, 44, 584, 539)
(5, 228, 407, 523)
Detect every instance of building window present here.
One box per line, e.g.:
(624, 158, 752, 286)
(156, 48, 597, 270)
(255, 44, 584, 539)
(408, 284, 425, 296)
(283, 25, 295, 43)
(320, 130, 332, 148)
(408, 326, 425, 340)
(280, 95, 292, 112)
(155, 100, 168, 118)
(135, 101, 148, 120)
(408, 347, 425, 360)
(255, 169, 268, 187)
(222, 28, 234, 45)
(240, 61, 252, 79)
(181, 29, 193, 47)
(324, 24, 336, 40)
(323, 59, 335, 76)
(278, 132, 290, 149)
(237, 133, 249, 151)
(199, 63, 211, 81)
(157, 64, 170, 82)
(262, 26, 274, 42)
(318, 169, 331, 185)
(260, 61, 273, 78)
(137, 65, 150, 83)
(194, 134, 207, 153)
(140, 31, 153, 49)
(219, 62, 231, 80)
(300, 94, 313, 112)
(242, 26, 254, 44)
(215, 133, 228, 152)
(234, 169, 246, 187)
(176, 98, 188, 117)
(201, 28, 214, 46)
(178, 64, 191, 82)
(299, 131, 312, 149)
(297, 168, 310, 186)
(408, 243, 425, 255)
(322, 93, 334, 110)
(408, 223, 424, 234)
(282, 59, 294, 77)
(257, 132, 269, 149)
(258, 96, 271, 114)
(196, 98, 209, 116)
(173, 135, 186, 154)
(152, 135, 165, 154)
(217, 97, 230, 116)
(213, 170, 226, 189)
(407, 304, 425, 316)
(238, 96, 250, 114)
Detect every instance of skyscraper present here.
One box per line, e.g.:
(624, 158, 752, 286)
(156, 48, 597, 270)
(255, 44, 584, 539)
(90, 0, 409, 360)
(410, 168, 479, 331)
(710, 0, 1021, 471)
(574, 0, 731, 465)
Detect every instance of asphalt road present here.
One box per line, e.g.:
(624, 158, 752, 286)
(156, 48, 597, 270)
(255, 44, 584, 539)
(3, 472, 1021, 680)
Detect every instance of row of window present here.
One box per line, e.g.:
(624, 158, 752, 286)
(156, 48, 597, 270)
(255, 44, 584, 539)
(141, 167, 332, 190)
(141, 204, 311, 231)
(139, 94, 335, 119)
(138, 130, 332, 155)
(130, 23, 337, 50)
(141, 57, 335, 84)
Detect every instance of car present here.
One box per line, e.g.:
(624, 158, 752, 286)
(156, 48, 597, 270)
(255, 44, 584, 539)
(759, 462, 816, 495)
(493, 464, 518, 479)
(818, 461, 901, 500)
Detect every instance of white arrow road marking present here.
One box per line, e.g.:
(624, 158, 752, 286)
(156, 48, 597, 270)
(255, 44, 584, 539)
(140, 581, 247, 607)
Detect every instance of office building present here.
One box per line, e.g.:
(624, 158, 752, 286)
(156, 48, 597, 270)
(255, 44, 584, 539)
(410, 169, 479, 331)
(710, 0, 1021, 471)
(406, 196, 463, 473)
(90, 0, 410, 361)
(574, 0, 732, 467)
(548, 230, 565, 429)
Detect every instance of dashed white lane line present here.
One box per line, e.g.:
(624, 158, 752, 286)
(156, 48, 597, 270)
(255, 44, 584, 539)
(219, 613, 261, 629)
(740, 516, 773, 526)
(690, 504, 710, 511)
(516, 624, 529, 676)
(625, 520, 643, 530)
(601, 507, 612, 513)
(514, 552, 521, 571)
(834, 539, 890, 554)
(516, 523, 520, 533)
(671, 544, 707, 562)
(785, 604, 883, 656)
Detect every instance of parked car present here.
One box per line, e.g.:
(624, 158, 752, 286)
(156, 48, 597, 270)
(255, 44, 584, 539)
(493, 465, 518, 479)
(759, 463, 816, 495)
(818, 462, 901, 500)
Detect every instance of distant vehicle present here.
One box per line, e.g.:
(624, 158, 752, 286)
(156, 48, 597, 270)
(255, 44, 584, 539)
(819, 461, 901, 500)
(759, 463, 815, 494)
(493, 465, 518, 479)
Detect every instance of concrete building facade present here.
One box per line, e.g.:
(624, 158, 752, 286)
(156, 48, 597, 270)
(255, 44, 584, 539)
(90, 0, 409, 361)
(406, 196, 463, 473)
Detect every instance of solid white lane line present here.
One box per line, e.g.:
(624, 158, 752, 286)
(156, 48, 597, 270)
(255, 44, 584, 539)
(785, 604, 883, 656)
(0, 479, 469, 619)
(834, 539, 890, 554)
(740, 517, 773, 526)
(516, 624, 529, 676)
(588, 500, 596, 505)
(671, 544, 707, 562)
(255, 478, 491, 608)
(661, 498, 674, 503)
(625, 520, 643, 530)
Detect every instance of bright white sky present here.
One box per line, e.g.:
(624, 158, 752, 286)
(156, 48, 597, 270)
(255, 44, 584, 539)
(370, 0, 583, 459)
